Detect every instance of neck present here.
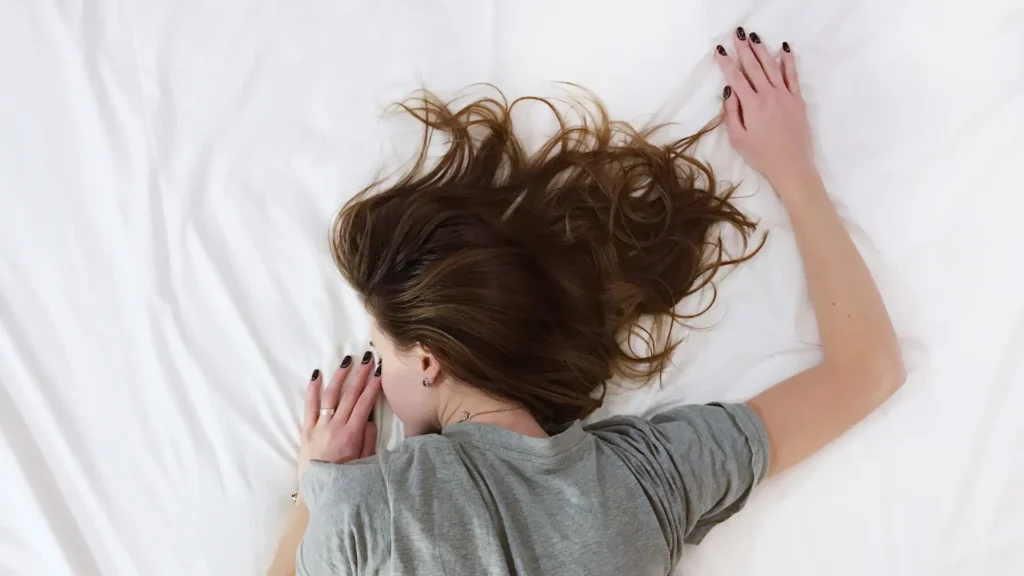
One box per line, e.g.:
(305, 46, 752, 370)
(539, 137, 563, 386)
(436, 382, 548, 438)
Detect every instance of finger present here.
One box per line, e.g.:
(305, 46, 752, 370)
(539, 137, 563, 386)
(714, 46, 755, 103)
(320, 355, 353, 421)
(302, 369, 322, 433)
(722, 86, 745, 137)
(348, 370, 382, 428)
(360, 421, 378, 459)
(733, 27, 770, 91)
(780, 41, 801, 96)
(334, 350, 374, 423)
(748, 31, 784, 88)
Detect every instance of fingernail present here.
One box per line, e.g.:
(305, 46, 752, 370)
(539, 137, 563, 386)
(340, 355, 352, 368)
(374, 364, 382, 377)
(723, 86, 732, 99)
(736, 27, 746, 41)
(782, 41, 791, 53)
(716, 44, 726, 56)
(311, 369, 319, 380)
(750, 32, 761, 44)
(361, 351, 372, 364)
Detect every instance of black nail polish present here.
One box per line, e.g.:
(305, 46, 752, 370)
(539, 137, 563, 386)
(750, 32, 761, 44)
(340, 355, 352, 368)
(361, 351, 372, 364)
(736, 27, 746, 41)
(311, 369, 319, 380)
(716, 44, 726, 56)
(782, 41, 791, 53)
(723, 86, 732, 99)
(374, 364, 382, 377)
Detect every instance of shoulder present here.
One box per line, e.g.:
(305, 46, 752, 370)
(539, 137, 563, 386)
(583, 403, 770, 555)
(300, 435, 462, 508)
(298, 456, 392, 574)
(383, 432, 466, 470)
(584, 403, 770, 513)
(302, 455, 389, 510)
(586, 403, 767, 452)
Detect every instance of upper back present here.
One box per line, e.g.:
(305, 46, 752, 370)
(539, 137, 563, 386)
(384, 422, 671, 575)
(299, 404, 769, 576)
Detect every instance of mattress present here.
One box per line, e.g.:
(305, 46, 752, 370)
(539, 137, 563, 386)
(1, 1, 1021, 574)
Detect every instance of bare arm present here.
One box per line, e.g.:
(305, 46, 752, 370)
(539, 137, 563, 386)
(716, 33, 904, 476)
(267, 502, 308, 576)
(747, 172, 904, 475)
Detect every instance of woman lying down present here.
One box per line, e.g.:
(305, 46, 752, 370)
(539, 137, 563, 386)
(269, 28, 904, 576)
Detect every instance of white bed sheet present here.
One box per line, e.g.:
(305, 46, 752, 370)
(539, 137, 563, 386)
(1, 1, 1022, 574)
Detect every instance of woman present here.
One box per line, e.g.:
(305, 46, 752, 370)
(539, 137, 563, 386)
(270, 29, 904, 575)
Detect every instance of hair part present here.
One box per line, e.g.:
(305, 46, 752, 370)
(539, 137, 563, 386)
(332, 86, 762, 427)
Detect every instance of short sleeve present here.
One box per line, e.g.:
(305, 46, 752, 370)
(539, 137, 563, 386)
(588, 403, 770, 563)
(296, 457, 391, 575)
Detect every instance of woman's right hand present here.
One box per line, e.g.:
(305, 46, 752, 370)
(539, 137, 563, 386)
(714, 30, 817, 198)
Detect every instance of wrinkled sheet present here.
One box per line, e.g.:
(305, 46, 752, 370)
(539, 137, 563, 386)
(1, 1, 1022, 574)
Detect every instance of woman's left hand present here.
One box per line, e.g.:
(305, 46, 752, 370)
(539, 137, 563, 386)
(297, 355, 381, 484)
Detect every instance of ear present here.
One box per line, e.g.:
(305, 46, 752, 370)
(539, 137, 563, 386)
(414, 344, 443, 383)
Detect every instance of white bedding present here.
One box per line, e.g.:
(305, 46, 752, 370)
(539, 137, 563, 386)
(2, 1, 1022, 574)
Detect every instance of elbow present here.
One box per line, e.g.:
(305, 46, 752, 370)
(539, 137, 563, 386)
(862, 347, 907, 400)
(879, 353, 907, 397)
(831, 346, 906, 400)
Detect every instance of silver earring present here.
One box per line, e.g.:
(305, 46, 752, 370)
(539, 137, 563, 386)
(422, 377, 430, 387)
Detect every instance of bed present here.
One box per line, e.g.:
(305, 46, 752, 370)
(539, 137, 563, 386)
(1, 1, 1021, 574)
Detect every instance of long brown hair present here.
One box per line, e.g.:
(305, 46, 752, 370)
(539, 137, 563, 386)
(332, 87, 760, 427)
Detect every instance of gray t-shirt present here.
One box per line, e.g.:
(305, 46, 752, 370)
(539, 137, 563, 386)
(298, 403, 769, 575)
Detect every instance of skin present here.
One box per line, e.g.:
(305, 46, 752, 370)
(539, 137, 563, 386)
(369, 324, 548, 439)
(715, 31, 904, 476)
(269, 30, 905, 575)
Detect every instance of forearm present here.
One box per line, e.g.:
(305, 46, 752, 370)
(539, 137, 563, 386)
(782, 170, 902, 378)
(267, 500, 309, 576)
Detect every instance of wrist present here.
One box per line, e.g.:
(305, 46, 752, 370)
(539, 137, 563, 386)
(769, 166, 826, 208)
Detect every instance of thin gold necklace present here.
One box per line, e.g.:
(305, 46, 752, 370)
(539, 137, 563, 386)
(458, 406, 523, 423)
